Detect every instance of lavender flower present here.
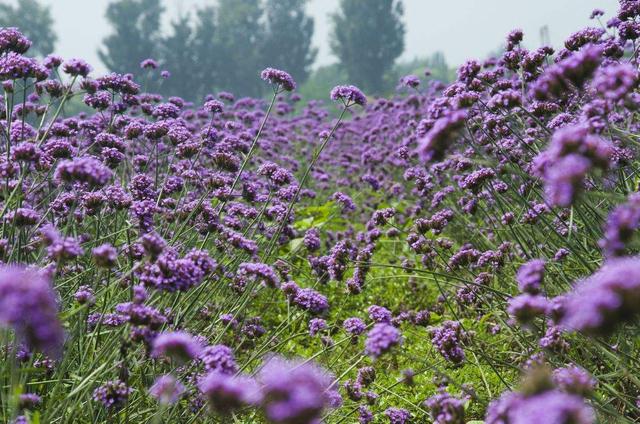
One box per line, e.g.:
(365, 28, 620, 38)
(261, 67, 296, 91)
(258, 355, 341, 424)
(561, 256, 640, 335)
(149, 374, 185, 405)
(151, 331, 203, 363)
(330, 85, 367, 106)
(365, 323, 401, 358)
(92, 380, 132, 410)
(0, 266, 64, 357)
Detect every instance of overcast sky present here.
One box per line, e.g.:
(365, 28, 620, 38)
(13, 0, 620, 74)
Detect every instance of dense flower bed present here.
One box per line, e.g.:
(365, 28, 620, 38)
(1, 2, 640, 422)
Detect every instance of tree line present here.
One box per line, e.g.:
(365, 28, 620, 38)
(1, 0, 454, 101)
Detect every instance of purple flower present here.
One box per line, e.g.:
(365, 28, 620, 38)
(593, 62, 638, 101)
(330, 85, 367, 107)
(92, 380, 132, 410)
(516, 259, 546, 294)
(151, 331, 203, 363)
(204, 99, 224, 114)
(553, 365, 596, 397)
(0, 266, 64, 357)
(18, 393, 41, 410)
(54, 157, 112, 188)
(507, 294, 549, 324)
(261, 67, 296, 91)
(384, 407, 411, 424)
(309, 318, 327, 336)
(0, 28, 31, 54)
(149, 374, 185, 405)
(424, 391, 465, 424)
(258, 355, 341, 424)
(92, 243, 118, 268)
(416, 109, 468, 162)
(293, 287, 329, 314)
(430, 321, 466, 364)
(400, 74, 420, 88)
(367, 305, 392, 323)
(561, 256, 640, 335)
(63, 58, 92, 77)
(198, 371, 261, 414)
(365, 323, 401, 358)
(487, 383, 598, 423)
(140, 58, 158, 69)
(74, 285, 95, 306)
(343, 317, 367, 336)
(599, 192, 640, 257)
(200, 344, 237, 374)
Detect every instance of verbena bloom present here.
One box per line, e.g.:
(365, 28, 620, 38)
(54, 157, 112, 188)
(92, 243, 118, 268)
(18, 393, 41, 410)
(62, 58, 92, 77)
(140, 58, 158, 69)
(430, 320, 466, 364)
(424, 391, 465, 424)
(0, 27, 31, 54)
(0, 266, 64, 357)
(384, 407, 411, 424)
(330, 85, 367, 106)
(198, 371, 261, 415)
(149, 374, 185, 405)
(200, 344, 237, 374)
(343, 317, 367, 336)
(508, 294, 549, 324)
(261, 67, 296, 91)
(365, 323, 401, 358)
(552, 365, 596, 397)
(400, 74, 420, 88)
(561, 256, 640, 335)
(151, 331, 203, 363)
(516, 259, 546, 294)
(485, 387, 596, 424)
(92, 380, 132, 410)
(416, 110, 468, 162)
(258, 355, 341, 424)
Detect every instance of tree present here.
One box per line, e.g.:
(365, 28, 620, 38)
(99, 0, 164, 75)
(190, 6, 220, 100)
(0, 0, 56, 57)
(330, 0, 405, 94)
(159, 13, 199, 100)
(213, 0, 265, 97)
(262, 0, 317, 86)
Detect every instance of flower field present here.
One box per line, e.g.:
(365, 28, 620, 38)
(2, 3, 640, 423)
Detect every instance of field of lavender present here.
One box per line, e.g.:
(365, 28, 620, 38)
(2, 2, 640, 423)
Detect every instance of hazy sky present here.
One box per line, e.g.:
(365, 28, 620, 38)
(12, 0, 621, 74)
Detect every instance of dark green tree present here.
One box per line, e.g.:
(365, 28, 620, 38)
(159, 13, 199, 100)
(262, 0, 317, 86)
(213, 0, 265, 97)
(330, 0, 405, 94)
(0, 0, 56, 57)
(98, 0, 164, 75)
(190, 6, 220, 100)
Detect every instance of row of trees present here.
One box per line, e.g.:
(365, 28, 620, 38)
(99, 0, 317, 99)
(1, 0, 415, 100)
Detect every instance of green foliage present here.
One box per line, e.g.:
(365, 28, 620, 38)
(98, 0, 164, 75)
(330, 0, 405, 94)
(0, 0, 56, 57)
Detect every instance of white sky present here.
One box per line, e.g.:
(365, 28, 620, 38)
(8, 0, 621, 74)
